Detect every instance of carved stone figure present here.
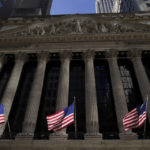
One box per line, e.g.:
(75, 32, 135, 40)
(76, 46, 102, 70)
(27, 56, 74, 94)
(97, 23, 109, 33)
(1, 16, 150, 37)
(80, 20, 98, 33)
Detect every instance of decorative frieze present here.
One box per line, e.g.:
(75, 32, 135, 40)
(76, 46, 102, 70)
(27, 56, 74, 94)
(1, 20, 150, 37)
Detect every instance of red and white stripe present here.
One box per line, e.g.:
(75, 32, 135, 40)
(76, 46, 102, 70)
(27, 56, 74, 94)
(46, 111, 74, 132)
(123, 108, 146, 131)
(0, 114, 5, 124)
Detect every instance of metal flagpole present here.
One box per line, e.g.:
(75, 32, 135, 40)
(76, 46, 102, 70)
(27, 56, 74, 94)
(144, 95, 148, 138)
(74, 96, 77, 139)
(7, 121, 12, 138)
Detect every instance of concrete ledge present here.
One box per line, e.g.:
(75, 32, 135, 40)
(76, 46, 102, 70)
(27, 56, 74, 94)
(84, 133, 102, 140)
(119, 133, 138, 140)
(0, 140, 150, 150)
(15, 133, 34, 140)
(50, 132, 68, 140)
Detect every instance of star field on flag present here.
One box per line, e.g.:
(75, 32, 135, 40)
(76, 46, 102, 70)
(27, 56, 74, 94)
(123, 102, 146, 131)
(46, 103, 74, 132)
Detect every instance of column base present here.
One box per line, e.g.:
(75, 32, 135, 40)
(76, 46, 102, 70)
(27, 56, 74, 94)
(49, 132, 68, 140)
(84, 133, 102, 140)
(15, 133, 34, 140)
(119, 132, 138, 140)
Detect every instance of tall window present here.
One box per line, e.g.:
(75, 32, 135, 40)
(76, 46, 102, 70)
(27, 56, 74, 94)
(118, 59, 142, 111)
(94, 60, 118, 139)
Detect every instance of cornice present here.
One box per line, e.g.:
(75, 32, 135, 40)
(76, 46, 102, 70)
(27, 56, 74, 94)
(0, 12, 150, 25)
(0, 33, 149, 47)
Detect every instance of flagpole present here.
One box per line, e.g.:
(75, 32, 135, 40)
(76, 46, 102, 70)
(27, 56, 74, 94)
(7, 121, 11, 139)
(144, 95, 148, 138)
(74, 96, 77, 139)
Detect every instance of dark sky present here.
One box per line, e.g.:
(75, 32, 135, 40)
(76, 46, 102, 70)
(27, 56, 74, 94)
(51, 0, 95, 15)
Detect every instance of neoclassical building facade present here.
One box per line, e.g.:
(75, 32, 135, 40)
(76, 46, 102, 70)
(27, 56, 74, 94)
(0, 12, 150, 149)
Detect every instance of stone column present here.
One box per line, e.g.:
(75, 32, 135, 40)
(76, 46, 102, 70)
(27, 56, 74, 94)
(0, 53, 27, 137)
(106, 51, 137, 139)
(129, 50, 150, 122)
(50, 51, 71, 140)
(16, 52, 48, 139)
(84, 51, 101, 140)
(0, 53, 6, 72)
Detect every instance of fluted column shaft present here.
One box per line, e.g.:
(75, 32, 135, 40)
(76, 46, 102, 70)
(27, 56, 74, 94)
(130, 51, 150, 121)
(21, 53, 48, 136)
(84, 51, 99, 135)
(0, 53, 26, 136)
(56, 52, 71, 111)
(52, 52, 71, 136)
(106, 51, 137, 139)
(107, 53, 129, 134)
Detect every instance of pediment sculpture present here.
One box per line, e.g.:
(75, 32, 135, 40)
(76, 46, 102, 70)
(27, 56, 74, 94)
(0, 18, 150, 37)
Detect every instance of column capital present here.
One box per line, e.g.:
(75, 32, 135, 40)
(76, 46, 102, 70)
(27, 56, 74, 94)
(15, 53, 28, 63)
(0, 53, 5, 58)
(0, 53, 6, 62)
(60, 51, 72, 62)
(37, 52, 49, 61)
(105, 50, 118, 59)
(128, 49, 142, 58)
(83, 50, 95, 61)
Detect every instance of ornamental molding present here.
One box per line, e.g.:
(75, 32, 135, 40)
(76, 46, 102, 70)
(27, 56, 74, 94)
(0, 33, 150, 45)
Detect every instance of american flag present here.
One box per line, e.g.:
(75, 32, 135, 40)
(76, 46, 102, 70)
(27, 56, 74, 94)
(0, 104, 5, 124)
(123, 102, 147, 131)
(46, 103, 74, 132)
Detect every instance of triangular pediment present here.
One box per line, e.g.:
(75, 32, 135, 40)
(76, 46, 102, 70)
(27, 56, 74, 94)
(0, 15, 150, 38)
